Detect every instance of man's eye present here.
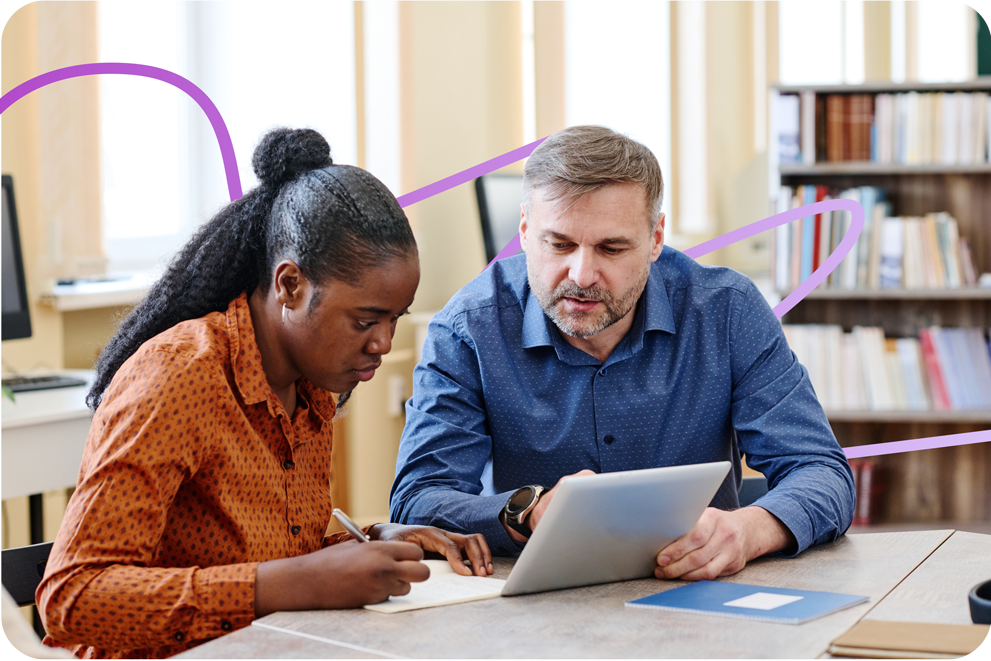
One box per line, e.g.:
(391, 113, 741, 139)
(357, 320, 376, 329)
(601, 246, 623, 255)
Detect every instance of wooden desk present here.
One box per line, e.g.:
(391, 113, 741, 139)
(1, 370, 93, 500)
(859, 530, 991, 626)
(181, 530, 971, 659)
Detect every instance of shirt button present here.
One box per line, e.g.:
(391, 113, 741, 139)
(283, 460, 295, 470)
(604, 435, 615, 445)
(174, 632, 185, 643)
(291, 525, 301, 535)
(220, 620, 233, 632)
(599, 369, 607, 376)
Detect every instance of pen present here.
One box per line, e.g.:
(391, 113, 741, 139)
(332, 508, 371, 542)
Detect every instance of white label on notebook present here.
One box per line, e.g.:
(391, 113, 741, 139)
(723, 592, 803, 610)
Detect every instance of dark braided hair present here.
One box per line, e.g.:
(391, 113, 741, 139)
(87, 127, 416, 410)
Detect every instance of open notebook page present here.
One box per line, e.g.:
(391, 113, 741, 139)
(364, 559, 506, 614)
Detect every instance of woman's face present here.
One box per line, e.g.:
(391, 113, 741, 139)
(286, 253, 420, 394)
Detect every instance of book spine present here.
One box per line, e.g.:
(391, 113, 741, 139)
(918, 328, 951, 410)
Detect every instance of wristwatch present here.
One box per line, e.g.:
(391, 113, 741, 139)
(501, 485, 546, 539)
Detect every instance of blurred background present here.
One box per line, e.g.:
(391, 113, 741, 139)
(2, 1, 989, 549)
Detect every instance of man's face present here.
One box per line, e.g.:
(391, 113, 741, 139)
(520, 182, 664, 341)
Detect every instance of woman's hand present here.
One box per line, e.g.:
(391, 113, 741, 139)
(255, 540, 428, 616)
(368, 523, 493, 577)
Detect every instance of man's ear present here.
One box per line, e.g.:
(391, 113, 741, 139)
(649, 213, 665, 262)
(273, 260, 306, 309)
(519, 203, 528, 252)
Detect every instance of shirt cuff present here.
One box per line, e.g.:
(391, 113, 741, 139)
(464, 492, 528, 556)
(186, 562, 258, 641)
(749, 495, 814, 558)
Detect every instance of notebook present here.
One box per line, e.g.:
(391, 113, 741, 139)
(364, 560, 505, 613)
(626, 580, 869, 625)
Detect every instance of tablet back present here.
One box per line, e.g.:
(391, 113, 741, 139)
(501, 461, 732, 596)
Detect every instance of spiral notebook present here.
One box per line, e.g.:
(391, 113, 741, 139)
(626, 580, 869, 625)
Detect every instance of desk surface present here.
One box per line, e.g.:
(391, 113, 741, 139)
(1, 370, 93, 500)
(179, 529, 987, 659)
(861, 530, 990, 625)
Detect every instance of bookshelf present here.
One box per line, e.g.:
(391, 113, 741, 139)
(771, 79, 991, 529)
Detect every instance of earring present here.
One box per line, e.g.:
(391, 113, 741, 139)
(282, 304, 288, 324)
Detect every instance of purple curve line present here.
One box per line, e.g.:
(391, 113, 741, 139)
(844, 429, 991, 459)
(683, 199, 864, 319)
(397, 137, 546, 208)
(0, 62, 242, 201)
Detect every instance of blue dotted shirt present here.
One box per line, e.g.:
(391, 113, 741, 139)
(391, 247, 855, 556)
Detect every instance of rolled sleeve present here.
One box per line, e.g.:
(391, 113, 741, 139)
(729, 284, 856, 554)
(391, 312, 525, 555)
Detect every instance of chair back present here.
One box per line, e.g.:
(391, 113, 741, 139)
(2, 541, 54, 607)
(739, 475, 769, 507)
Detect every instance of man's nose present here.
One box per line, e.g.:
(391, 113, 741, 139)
(568, 248, 599, 290)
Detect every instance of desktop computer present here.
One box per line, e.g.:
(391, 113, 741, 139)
(2, 174, 86, 392)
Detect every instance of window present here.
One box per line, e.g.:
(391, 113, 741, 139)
(98, 1, 358, 273)
(563, 1, 673, 228)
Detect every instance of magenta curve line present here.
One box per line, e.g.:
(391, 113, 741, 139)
(0, 62, 242, 201)
(844, 429, 991, 459)
(396, 137, 547, 208)
(683, 199, 864, 319)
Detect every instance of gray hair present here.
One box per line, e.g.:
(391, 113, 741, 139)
(522, 125, 664, 227)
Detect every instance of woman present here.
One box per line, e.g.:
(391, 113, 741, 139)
(37, 128, 492, 659)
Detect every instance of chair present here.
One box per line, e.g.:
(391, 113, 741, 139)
(2, 541, 54, 637)
(738, 475, 769, 507)
(474, 174, 524, 263)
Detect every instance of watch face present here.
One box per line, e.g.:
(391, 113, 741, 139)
(506, 486, 535, 515)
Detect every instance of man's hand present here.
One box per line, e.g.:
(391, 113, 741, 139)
(255, 540, 429, 616)
(503, 469, 596, 543)
(654, 506, 795, 581)
(368, 523, 493, 576)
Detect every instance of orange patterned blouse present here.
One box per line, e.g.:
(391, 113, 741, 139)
(37, 293, 348, 658)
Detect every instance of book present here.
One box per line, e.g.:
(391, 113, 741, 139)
(626, 581, 869, 625)
(828, 620, 991, 658)
(364, 560, 505, 613)
(776, 93, 801, 165)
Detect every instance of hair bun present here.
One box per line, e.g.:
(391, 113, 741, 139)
(252, 127, 334, 189)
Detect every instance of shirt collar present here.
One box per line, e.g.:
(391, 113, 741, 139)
(520, 260, 676, 361)
(226, 293, 336, 424)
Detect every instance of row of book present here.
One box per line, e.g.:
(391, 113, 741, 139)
(781, 325, 991, 411)
(775, 90, 991, 166)
(849, 458, 879, 527)
(771, 185, 980, 292)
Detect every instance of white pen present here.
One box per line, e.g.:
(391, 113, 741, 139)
(332, 508, 371, 542)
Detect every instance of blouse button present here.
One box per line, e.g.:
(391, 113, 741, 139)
(283, 460, 295, 470)
(220, 620, 233, 632)
(291, 525, 301, 535)
(174, 632, 185, 643)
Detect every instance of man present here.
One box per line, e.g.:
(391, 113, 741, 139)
(391, 125, 854, 580)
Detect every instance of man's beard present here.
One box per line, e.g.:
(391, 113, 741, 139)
(529, 263, 648, 339)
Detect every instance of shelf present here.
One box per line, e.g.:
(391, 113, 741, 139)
(774, 79, 991, 95)
(780, 163, 991, 176)
(38, 273, 156, 311)
(826, 410, 991, 423)
(779, 288, 991, 301)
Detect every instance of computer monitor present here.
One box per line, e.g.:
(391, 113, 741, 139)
(2, 174, 32, 341)
(474, 173, 524, 263)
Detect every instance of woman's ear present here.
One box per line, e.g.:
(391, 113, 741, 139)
(273, 260, 305, 309)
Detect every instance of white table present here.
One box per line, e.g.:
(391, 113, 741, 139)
(1, 370, 93, 541)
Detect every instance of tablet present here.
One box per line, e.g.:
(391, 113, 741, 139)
(501, 461, 732, 596)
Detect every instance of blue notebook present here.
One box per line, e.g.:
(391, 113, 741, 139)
(626, 581, 869, 625)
